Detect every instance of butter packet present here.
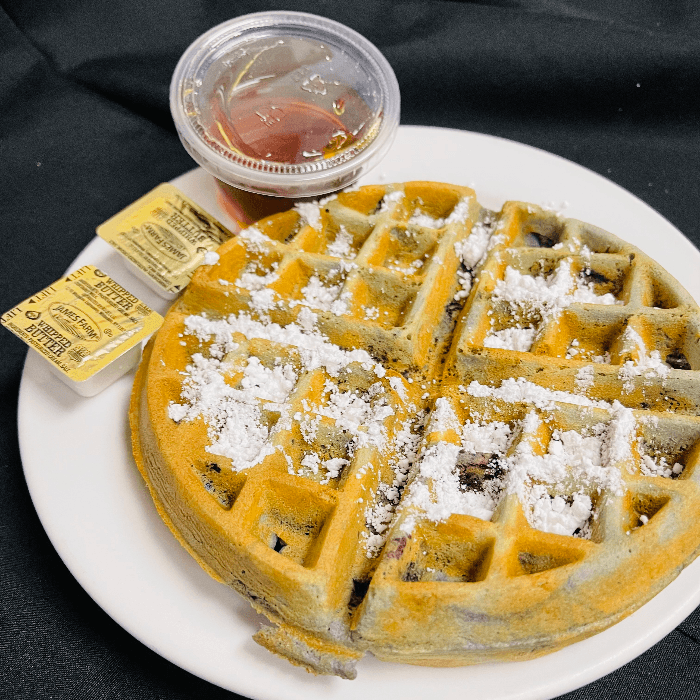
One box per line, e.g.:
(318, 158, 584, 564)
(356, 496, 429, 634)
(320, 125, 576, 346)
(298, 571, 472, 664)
(2, 266, 163, 396)
(97, 183, 233, 298)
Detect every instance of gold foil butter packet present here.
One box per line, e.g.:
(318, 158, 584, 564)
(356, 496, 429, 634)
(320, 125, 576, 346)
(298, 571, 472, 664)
(97, 183, 233, 298)
(2, 266, 163, 396)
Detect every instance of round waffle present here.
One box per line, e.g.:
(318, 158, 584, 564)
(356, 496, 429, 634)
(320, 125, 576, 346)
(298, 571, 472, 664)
(130, 182, 700, 679)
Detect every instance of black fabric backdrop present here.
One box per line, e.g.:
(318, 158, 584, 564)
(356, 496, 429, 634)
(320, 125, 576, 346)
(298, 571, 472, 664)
(2, 1, 699, 698)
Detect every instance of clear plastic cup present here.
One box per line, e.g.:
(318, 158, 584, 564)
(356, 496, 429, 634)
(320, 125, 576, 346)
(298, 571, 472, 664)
(170, 11, 400, 225)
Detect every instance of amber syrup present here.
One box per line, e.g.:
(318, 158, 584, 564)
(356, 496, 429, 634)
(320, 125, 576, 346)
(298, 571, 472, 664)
(200, 36, 374, 222)
(210, 93, 356, 164)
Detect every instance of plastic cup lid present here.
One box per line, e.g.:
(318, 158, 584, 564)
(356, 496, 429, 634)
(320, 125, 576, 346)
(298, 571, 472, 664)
(170, 11, 401, 198)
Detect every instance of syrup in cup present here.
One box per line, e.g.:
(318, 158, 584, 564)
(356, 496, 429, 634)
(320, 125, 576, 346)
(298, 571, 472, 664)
(170, 11, 400, 226)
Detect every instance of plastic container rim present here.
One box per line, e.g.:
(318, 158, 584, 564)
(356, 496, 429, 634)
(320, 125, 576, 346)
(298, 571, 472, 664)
(169, 11, 401, 196)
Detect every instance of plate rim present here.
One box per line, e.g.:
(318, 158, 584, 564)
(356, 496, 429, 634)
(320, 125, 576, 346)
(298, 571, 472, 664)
(18, 125, 700, 700)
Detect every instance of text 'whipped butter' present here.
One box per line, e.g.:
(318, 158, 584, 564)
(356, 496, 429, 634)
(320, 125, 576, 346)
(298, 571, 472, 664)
(2, 265, 163, 396)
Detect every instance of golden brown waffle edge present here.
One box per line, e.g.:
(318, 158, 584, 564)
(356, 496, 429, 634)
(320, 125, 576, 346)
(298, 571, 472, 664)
(130, 181, 700, 677)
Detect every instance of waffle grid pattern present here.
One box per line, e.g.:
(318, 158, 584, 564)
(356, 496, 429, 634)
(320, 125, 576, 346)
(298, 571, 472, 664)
(131, 182, 700, 676)
(451, 204, 700, 412)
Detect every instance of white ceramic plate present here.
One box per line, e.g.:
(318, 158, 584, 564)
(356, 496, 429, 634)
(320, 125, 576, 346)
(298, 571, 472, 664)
(19, 126, 700, 700)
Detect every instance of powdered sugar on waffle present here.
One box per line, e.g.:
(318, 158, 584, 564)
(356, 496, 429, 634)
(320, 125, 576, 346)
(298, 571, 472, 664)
(455, 216, 500, 270)
(297, 275, 345, 313)
(484, 327, 537, 352)
(618, 326, 671, 391)
(326, 227, 355, 259)
(182, 311, 383, 378)
(168, 353, 296, 470)
(483, 259, 620, 351)
(639, 452, 684, 478)
(237, 225, 272, 252)
(168, 191, 670, 563)
(575, 366, 596, 393)
(292, 379, 398, 487)
(567, 338, 611, 364)
(169, 310, 394, 474)
(363, 410, 426, 557)
(400, 383, 633, 538)
(378, 190, 404, 213)
(405, 442, 500, 527)
(236, 265, 280, 291)
(407, 196, 472, 229)
(529, 492, 593, 537)
(509, 408, 627, 537)
(403, 403, 512, 533)
(294, 202, 323, 231)
(316, 379, 394, 451)
(453, 213, 504, 300)
(465, 377, 610, 410)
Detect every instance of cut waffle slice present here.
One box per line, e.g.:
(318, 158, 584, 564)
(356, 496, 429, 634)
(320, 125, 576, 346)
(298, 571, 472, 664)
(132, 303, 425, 678)
(355, 387, 700, 665)
(449, 202, 700, 413)
(130, 182, 700, 678)
(191, 182, 482, 375)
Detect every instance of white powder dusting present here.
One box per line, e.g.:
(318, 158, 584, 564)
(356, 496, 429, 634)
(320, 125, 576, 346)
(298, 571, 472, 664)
(394, 384, 634, 537)
(298, 411, 321, 444)
(466, 377, 610, 411)
(483, 327, 537, 352)
(323, 457, 350, 481)
(236, 265, 279, 291)
(378, 190, 404, 213)
(168, 353, 296, 471)
(462, 420, 513, 455)
(326, 227, 355, 259)
(294, 202, 323, 230)
(600, 401, 637, 468)
(640, 455, 683, 479)
(445, 198, 472, 225)
(567, 339, 611, 364)
(171, 305, 407, 489)
(529, 492, 593, 537)
(618, 326, 671, 392)
(640, 454, 683, 478)
(298, 275, 344, 312)
(638, 435, 684, 478)
(239, 357, 297, 403)
(484, 259, 620, 354)
(403, 415, 513, 533)
(238, 225, 272, 252)
(428, 397, 461, 434)
(167, 194, 670, 568)
(454, 268, 473, 300)
(300, 452, 321, 474)
(203, 251, 220, 266)
(407, 197, 472, 229)
(388, 375, 408, 403)
(312, 379, 394, 451)
(454, 220, 499, 269)
(404, 443, 501, 529)
(183, 312, 383, 378)
(249, 288, 278, 313)
(408, 212, 444, 229)
(329, 291, 351, 317)
(363, 411, 426, 556)
(386, 258, 424, 276)
(575, 366, 595, 393)
(493, 259, 619, 320)
(453, 215, 504, 301)
(506, 409, 627, 536)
